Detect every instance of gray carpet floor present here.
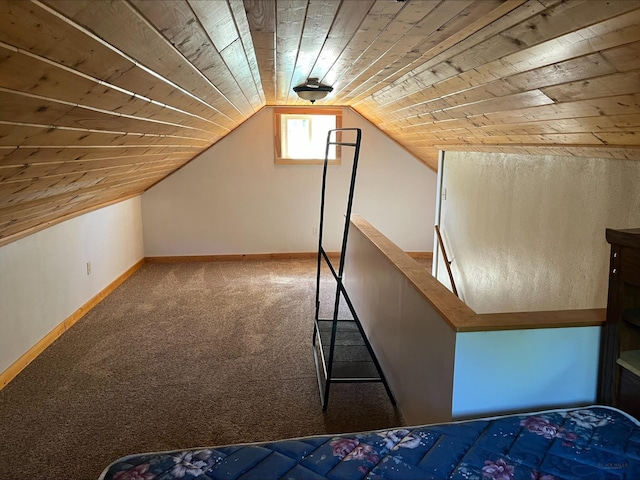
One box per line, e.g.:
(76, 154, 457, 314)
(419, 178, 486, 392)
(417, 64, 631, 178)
(0, 259, 403, 480)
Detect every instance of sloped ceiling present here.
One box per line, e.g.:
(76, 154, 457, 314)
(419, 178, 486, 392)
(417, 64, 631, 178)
(1, 0, 639, 246)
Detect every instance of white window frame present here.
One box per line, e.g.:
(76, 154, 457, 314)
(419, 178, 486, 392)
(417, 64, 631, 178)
(273, 107, 342, 165)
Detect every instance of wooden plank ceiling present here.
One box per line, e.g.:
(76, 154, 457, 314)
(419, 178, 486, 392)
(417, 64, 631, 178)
(0, 0, 639, 245)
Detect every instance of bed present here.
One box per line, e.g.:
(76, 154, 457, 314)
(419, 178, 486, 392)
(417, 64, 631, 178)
(99, 405, 639, 480)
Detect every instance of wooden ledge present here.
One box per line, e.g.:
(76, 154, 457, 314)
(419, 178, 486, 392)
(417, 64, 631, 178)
(350, 215, 606, 332)
(463, 309, 606, 332)
(350, 215, 476, 330)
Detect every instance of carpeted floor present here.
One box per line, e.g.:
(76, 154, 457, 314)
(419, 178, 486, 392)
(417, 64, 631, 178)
(0, 259, 404, 480)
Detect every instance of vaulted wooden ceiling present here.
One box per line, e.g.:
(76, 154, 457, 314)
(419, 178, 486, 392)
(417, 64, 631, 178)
(1, 0, 639, 245)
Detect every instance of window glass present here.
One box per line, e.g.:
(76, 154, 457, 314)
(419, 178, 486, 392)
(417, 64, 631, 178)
(274, 108, 342, 165)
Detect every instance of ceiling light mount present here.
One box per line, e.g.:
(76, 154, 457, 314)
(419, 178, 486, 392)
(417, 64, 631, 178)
(293, 78, 333, 103)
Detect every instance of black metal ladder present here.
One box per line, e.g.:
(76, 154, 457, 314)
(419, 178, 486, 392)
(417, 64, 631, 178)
(312, 127, 396, 410)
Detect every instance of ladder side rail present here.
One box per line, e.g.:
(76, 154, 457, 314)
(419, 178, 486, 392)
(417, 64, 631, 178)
(323, 278, 343, 409)
(336, 129, 361, 279)
(319, 128, 353, 409)
(314, 129, 334, 320)
(313, 128, 333, 370)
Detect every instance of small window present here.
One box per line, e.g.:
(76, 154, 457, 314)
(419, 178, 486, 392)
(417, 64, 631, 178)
(274, 107, 342, 165)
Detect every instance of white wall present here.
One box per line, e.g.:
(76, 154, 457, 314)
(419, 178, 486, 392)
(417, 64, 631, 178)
(345, 216, 603, 422)
(0, 197, 144, 373)
(142, 107, 437, 256)
(437, 152, 640, 313)
(345, 224, 457, 425)
(452, 327, 600, 418)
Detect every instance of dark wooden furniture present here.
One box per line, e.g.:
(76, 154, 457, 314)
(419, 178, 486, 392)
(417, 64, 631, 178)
(598, 228, 640, 418)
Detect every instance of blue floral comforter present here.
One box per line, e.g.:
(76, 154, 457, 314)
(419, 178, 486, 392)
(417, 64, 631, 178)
(99, 406, 640, 480)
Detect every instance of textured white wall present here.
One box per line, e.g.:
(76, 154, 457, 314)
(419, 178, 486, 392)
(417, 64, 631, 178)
(142, 107, 437, 256)
(437, 152, 640, 313)
(0, 198, 144, 373)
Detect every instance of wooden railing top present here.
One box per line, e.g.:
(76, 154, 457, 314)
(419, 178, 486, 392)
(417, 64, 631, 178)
(350, 215, 606, 332)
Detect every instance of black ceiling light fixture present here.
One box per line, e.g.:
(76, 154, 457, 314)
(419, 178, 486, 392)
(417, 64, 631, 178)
(293, 78, 333, 103)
